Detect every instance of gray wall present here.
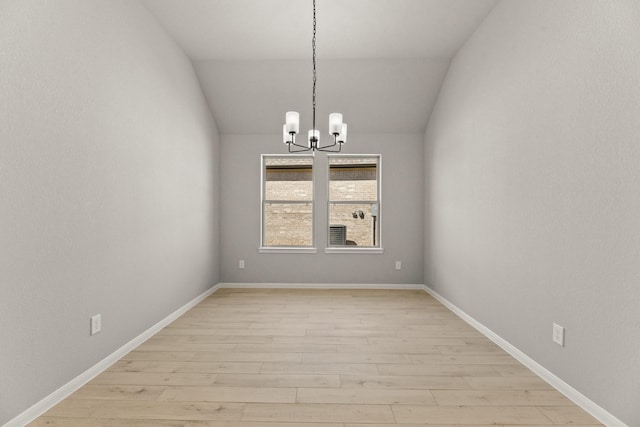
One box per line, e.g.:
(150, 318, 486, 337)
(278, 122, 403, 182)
(424, 1, 640, 425)
(0, 0, 220, 423)
(220, 133, 424, 284)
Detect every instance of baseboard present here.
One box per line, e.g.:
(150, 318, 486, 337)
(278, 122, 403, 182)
(219, 282, 425, 290)
(422, 284, 627, 427)
(5, 284, 221, 427)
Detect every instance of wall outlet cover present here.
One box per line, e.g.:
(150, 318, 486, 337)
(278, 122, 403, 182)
(552, 323, 564, 346)
(91, 314, 102, 336)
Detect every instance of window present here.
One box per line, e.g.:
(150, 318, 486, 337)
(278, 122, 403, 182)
(327, 155, 381, 251)
(260, 155, 315, 251)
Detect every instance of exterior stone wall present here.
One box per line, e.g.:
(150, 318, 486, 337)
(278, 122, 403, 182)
(263, 201, 313, 246)
(263, 180, 313, 246)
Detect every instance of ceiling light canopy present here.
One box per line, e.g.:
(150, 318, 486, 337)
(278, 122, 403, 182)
(283, 0, 347, 152)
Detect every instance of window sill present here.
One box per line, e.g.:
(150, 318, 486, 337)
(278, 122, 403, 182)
(324, 247, 384, 254)
(259, 247, 318, 254)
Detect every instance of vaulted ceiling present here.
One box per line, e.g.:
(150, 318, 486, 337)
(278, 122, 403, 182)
(141, 0, 497, 134)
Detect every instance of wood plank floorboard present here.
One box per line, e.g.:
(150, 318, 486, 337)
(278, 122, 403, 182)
(30, 288, 602, 426)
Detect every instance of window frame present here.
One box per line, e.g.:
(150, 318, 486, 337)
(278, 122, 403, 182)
(259, 154, 317, 253)
(325, 154, 383, 254)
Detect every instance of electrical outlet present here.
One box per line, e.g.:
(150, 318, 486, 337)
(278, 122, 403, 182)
(395, 261, 402, 270)
(239, 260, 245, 269)
(552, 323, 564, 346)
(90, 314, 102, 336)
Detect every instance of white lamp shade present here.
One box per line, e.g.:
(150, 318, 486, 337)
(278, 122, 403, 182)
(283, 125, 290, 144)
(285, 111, 300, 134)
(338, 123, 347, 143)
(329, 113, 343, 135)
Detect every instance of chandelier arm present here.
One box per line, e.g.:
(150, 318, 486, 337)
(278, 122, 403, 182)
(317, 144, 342, 153)
(288, 144, 312, 153)
(285, 133, 310, 151)
(290, 142, 310, 149)
(315, 134, 341, 152)
(290, 143, 310, 149)
(314, 133, 338, 150)
(288, 139, 312, 152)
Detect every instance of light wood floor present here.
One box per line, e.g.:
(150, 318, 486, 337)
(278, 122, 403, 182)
(31, 288, 602, 426)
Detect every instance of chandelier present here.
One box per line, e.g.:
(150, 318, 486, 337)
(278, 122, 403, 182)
(283, 0, 347, 152)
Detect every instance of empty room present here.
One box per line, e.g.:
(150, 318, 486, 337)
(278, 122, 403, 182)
(1, 0, 638, 426)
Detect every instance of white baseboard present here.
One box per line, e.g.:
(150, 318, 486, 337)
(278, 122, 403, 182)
(219, 282, 425, 290)
(5, 284, 221, 427)
(422, 284, 627, 427)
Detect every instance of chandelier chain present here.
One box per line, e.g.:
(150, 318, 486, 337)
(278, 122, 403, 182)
(312, 0, 317, 134)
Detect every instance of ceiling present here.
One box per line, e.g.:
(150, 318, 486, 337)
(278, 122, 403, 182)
(141, 0, 497, 134)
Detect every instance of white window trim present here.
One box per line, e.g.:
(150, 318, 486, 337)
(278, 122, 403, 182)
(260, 154, 316, 252)
(326, 153, 383, 252)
